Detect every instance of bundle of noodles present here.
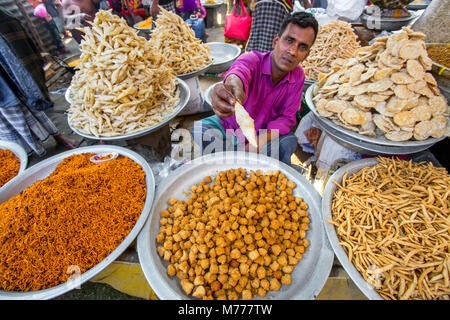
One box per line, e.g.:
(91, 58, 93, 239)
(150, 7, 212, 75)
(301, 20, 361, 81)
(68, 10, 179, 137)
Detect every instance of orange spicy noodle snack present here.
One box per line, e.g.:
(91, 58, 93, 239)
(0, 153, 146, 291)
(0, 149, 20, 188)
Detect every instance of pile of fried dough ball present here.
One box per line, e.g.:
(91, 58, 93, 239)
(157, 169, 311, 300)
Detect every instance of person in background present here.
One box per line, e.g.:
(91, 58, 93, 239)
(61, 0, 100, 43)
(43, 0, 66, 35)
(0, 8, 78, 157)
(299, 0, 312, 8)
(149, 0, 177, 16)
(310, 0, 327, 8)
(33, 2, 69, 55)
(245, 0, 295, 53)
(192, 12, 319, 165)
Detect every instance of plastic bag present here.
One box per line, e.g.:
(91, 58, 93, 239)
(411, 0, 449, 44)
(327, 0, 366, 21)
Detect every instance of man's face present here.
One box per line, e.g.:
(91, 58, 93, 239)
(271, 23, 316, 73)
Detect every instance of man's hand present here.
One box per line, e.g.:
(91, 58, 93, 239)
(211, 74, 245, 119)
(150, 1, 159, 16)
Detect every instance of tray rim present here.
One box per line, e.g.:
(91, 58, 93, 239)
(0, 140, 28, 192)
(0, 145, 156, 299)
(66, 78, 190, 141)
(321, 158, 384, 300)
(137, 151, 335, 300)
(305, 84, 446, 148)
(206, 42, 241, 71)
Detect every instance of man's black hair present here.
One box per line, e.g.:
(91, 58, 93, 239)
(278, 11, 319, 43)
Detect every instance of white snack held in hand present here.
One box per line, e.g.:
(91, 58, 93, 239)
(235, 101, 258, 148)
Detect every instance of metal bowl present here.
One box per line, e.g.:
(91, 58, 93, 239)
(360, 11, 416, 31)
(406, 3, 429, 10)
(0, 145, 155, 299)
(311, 113, 436, 155)
(0, 140, 28, 191)
(201, 0, 224, 8)
(176, 60, 215, 80)
(205, 42, 241, 74)
(67, 78, 190, 141)
(322, 158, 384, 300)
(64, 86, 73, 104)
(305, 84, 447, 153)
(204, 81, 221, 108)
(137, 151, 334, 300)
(133, 21, 153, 37)
(303, 80, 316, 93)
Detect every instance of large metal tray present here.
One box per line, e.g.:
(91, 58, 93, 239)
(67, 79, 190, 141)
(0, 140, 28, 192)
(137, 151, 334, 300)
(321, 158, 384, 300)
(311, 113, 434, 155)
(205, 42, 241, 74)
(204, 81, 221, 108)
(360, 11, 417, 31)
(201, 0, 224, 8)
(176, 61, 214, 80)
(0, 145, 155, 299)
(305, 84, 446, 151)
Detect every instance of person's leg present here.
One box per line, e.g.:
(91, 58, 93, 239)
(191, 115, 237, 155)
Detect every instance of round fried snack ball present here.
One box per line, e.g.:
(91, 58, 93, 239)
(156, 169, 310, 300)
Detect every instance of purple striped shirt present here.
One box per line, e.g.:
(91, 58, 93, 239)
(221, 51, 305, 140)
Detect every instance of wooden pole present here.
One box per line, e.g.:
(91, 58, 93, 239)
(13, 0, 48, 54)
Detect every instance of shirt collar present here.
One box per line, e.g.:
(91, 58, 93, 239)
(262, 52, 298, 84)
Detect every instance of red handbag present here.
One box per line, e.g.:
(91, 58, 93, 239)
(224, 0, 252, 41)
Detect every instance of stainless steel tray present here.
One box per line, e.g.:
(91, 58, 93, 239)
(137, 151, 334, 300)
(0, 140, 28, 192)
(133, 21, 153, 37)
(176, 61, 214, 80)
(303, 79, 316, 93)
(305, 84, 446, 149)
(360, 11, 417, 31)
(67, 79, 190, 141)
(311, 113, 435, 155)
(321, 158, 384, 300)
(206, 42, 241, 74)
(201, 0, 224, 8)
(0, 145, 155, 299)
(204, 81, 221, 108)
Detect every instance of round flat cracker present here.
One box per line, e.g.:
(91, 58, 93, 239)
(393, 110, 417, 128)
(369, 78, 393, 93)
(391, 71, 415, 85)
(394, 85, 414, 100)
(374, 68, 393, 81)
(414, 120, 434, 140)
(406, 59, 425, 80)
(399, 40, 423, 60)
(384, 130, 413, 141)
